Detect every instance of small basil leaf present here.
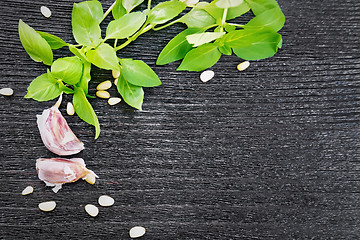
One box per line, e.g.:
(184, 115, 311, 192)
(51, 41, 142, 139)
(86, 43, 120, 70)
(116, 74, 144, 110)
(25, 73, 61, 101)
(58, 81, 74, 94)
(37, 31, 68, 50)
(51, 57, 83, 85)
(122, 0, 144, 13)
(18, 20, 53, 65)
(148, 0, 186, 25)
(218, 45, 232, 55)
(157, 28, 203, 65)
(179, 7, 216, 28)
(244, 7, 285, 32)
(227, 1, 250, 19)
(244, 0, 280, 15)
(76, 61, 92, 94)
(119, 59, 161, 87)
(177, 43, 221, 71)
(72, 2, 102, 47)
(228, 30, 282, 60)
(186, 32, 225, 47)
(216, 0, 244, 9)
(200, 1, 249, 21)
(112, 0, 127, 19)
(69, 45, 88, 62)
(73, 87, 100, 139)
(106, 12, 146, 40)
(76, 0, 104, 24)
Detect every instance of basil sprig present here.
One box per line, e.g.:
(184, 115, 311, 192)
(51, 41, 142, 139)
(19, 0, 285, 139)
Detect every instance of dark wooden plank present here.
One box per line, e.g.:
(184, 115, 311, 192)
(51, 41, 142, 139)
(1, 0, 360, 239)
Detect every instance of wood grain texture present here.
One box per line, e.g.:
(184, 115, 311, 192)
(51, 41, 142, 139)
(1, 0, 360, 239)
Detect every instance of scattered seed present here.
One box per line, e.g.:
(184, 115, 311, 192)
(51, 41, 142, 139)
(84, 173, 96, 185)
(22, 186, 34, 195)
(108, 97, 121, 106)
(66, 102, 75, 115)
(129, 226, 146, 238)
(114, 78, 118, 86)
(96, 90, 110, 99)
(112, 70, 120, 79)
(96, 80, 112, 91)
(237, 61, 250, 71)
(200, 70, 215, 83)
(38, 201, 56, 212)
(85, 204, 99, 217)
(0, 88, 14, 96)
(40, 6, 52, 18)
(98, 195, 115, 207)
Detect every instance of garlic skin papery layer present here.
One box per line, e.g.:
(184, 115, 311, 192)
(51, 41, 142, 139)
(36, 158, 98, 193)
(36, 95, 84, 156)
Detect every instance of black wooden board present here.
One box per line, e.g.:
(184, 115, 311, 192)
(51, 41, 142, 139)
(1, 0, 360, 239)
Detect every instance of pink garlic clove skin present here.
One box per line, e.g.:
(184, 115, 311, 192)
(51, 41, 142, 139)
(37, 105, 84, 156)
(36, 158, 98, 193)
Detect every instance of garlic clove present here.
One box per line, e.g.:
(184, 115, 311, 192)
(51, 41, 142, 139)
(37, 95, 84, 156)
(36, 158, 98, 193)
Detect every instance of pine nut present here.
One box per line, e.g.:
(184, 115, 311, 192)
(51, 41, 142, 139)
(114, 78, 118, 86)
(85, 204, 99, 217)
(112, 70, 120, 79)
(84, 173, 96, 185)
(0, 88, 14, 96)
(38, 201, 56, 211)
(66, 102, 75, 115)
(129, 226, 146, 238)
(200, 70, 215, 82)
(96, 90, 110, 99)
(237, 61, 250, 71)
(41, 6, 52, 18)
(98, 195, 115, 207)
(96, 80, 112, 91)
(22, 186, 34, 195)
(108, 97, 121, 106)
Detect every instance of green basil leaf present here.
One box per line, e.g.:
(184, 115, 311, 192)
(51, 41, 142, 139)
(200, 1, 249, 21)
(116, 74, 144, 110)
(76, 0, 104, 24)
(25, 73, 61, 101)
(106, 12, 146, 40)
(244, 0, 280, 15)
(18, 20, 53, 66)
(218, 45, 232, 55)
(157, 28, 203, 65)
(72, 2, 102, 47)
(244, 7, 285, 32)
(37, 31, 68, 50)
(112, 0, 127, 19)
(227, 30, 282, 60)
(177, 43, 221, 71)
(73, 87, 100, 139)
(69, 45, 88, 62)
(148, 0, 186, 25)
(216, 0, 244, 8)
(227, 1, 250, 19)
(122, 0, 144, 13)
(76, 61, 92, 94)
(58, 81, 74, 94)
(186, 32, 225, 47)
(86, 43, 120, 70)
(51, 57, 83, 85)
(179, 7, 216, 28)
(224, 23, 237, 32)
(119, 58, 161, 87)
